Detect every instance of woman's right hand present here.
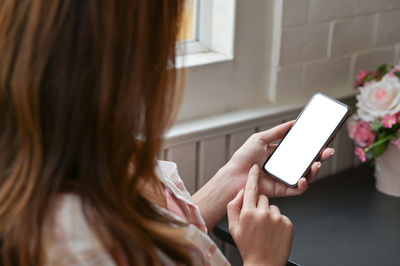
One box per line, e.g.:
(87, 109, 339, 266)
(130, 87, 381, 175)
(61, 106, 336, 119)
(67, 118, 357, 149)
(227, 164, 294, 266)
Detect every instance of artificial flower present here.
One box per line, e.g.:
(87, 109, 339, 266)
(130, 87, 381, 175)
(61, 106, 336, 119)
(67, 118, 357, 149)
(349, 120, 376, 147)
(381, 114, 397, 128)
(356, 74, 400, 122)
(354, 147, 366, 162)
(354, 70, 369, 88)
(349, 64, 400, 160)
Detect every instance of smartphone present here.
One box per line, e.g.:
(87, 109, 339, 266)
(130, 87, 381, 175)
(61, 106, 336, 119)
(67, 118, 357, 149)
(263, 93, 351, 187)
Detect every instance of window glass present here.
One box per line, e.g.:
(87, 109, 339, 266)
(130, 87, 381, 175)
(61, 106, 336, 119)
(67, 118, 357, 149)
(177, 0, 197, 42)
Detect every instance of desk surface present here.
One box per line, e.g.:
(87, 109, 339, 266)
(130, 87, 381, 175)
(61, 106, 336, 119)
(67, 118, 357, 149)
(214, 164, 400, 266)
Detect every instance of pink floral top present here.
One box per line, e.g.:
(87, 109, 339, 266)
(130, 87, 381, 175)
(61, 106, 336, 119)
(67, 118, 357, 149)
(43, 160, 230, 266)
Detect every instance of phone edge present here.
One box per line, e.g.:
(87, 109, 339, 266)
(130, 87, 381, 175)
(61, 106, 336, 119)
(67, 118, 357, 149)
(262, 93, 352, 188)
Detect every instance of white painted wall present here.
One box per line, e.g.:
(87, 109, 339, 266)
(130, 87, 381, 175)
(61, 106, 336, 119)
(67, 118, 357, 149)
(277, 0, 400, 103)
(177, 0, 400, 123)
(177, 0, 276, 122)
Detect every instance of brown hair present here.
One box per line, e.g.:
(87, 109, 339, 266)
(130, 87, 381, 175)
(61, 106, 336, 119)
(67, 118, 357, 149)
(0, 0, 192, 265)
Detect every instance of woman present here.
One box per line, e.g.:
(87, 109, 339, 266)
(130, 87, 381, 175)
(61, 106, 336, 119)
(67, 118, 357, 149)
(0, 1, 333, 265)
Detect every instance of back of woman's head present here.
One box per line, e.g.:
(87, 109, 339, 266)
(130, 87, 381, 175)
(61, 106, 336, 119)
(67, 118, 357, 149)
(0, 1, 190, 265)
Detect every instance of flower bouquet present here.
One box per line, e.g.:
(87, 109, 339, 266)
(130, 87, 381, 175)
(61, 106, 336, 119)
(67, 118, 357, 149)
(348, 64, 400, 196)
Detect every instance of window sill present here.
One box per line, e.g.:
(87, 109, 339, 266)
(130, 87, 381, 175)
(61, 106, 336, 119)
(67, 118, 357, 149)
(165, 90, 356, 146)
(176, 51, 233, 68)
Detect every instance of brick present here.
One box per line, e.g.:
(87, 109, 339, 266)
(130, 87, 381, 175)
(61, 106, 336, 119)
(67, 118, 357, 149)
(376, 9, 400, 47)
(352, 47, 395, 77)
(352, 0, 400, 14)
(308, 0, 355, 24)
(353, 0, 388, 15)
(304, 56, 351, 90)
(383, 0, 400, 9)
(276, 64, 305, 102)
(282, 0, 308, 27)
(330, 16, 375, 57)
(280, 24, 329, 66)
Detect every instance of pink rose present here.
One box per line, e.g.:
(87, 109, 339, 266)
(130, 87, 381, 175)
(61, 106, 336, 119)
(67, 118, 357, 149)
(354, 70, 369, 88)
(354, 147, 366, 162)
(348, 120, 376, 147)
(346, 118, 358, 139)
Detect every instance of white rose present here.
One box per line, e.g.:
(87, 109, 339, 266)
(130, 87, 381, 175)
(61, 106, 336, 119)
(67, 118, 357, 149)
(356, 74, 400, 122)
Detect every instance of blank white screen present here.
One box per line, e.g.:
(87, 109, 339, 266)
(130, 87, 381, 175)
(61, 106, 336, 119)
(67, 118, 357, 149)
(264, 94, 348, 186)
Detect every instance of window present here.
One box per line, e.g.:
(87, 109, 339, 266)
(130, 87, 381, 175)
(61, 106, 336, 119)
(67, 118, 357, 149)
(176, 0, 236, 68)
(177, 0, 197, 42)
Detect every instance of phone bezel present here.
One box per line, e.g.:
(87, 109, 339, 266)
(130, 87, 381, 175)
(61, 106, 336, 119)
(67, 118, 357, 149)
(263, 93, 351, 187)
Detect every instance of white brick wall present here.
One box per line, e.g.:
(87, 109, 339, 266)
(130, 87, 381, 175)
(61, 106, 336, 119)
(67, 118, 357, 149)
(396, 43, 400, 63)
(280, 24, 330, 65)
(329, 16, 375, 57)
(277, 0, 400, 102)
(376, 9, 400, 47)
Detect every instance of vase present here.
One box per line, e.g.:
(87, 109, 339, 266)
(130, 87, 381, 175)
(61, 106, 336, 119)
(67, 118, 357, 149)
(375, 142, 400, 197)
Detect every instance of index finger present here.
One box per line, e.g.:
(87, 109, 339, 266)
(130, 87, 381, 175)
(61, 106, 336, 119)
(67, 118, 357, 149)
(256, 120, 294, 143)
(243, 164, 260, 211)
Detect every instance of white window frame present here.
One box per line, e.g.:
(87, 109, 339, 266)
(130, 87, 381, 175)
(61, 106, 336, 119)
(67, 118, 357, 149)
(176, 0, 236, 68)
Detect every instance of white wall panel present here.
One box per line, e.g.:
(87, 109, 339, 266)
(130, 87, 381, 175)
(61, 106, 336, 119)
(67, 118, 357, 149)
(334, 126, 356, 172)
(229, 128, 256, 157)
(198, 135, 227, 187)
(167, 143, 197, 194)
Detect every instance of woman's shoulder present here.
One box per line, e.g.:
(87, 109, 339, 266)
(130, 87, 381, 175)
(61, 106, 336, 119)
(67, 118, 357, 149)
(43, 194, 116, 266)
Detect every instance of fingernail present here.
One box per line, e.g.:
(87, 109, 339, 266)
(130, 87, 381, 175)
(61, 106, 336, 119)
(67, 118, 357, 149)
(251, 164, 259, 171)
(331, 148, 335, 155)
(316, 162, 321, 168)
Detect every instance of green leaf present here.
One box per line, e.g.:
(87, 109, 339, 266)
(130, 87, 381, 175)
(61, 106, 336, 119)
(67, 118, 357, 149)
(370, 121, 383, 132)
(394, 71, 400, 80)
(377, 64, 388, 73)
(374, 132, 390, 157)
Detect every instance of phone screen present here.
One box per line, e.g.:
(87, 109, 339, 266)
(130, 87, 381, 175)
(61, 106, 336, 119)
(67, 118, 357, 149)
(263, 93, 349, 186)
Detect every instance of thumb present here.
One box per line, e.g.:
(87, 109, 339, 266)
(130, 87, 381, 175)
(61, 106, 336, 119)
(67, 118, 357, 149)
(258, 120, 294, 143)
(227, 189, 244, 231)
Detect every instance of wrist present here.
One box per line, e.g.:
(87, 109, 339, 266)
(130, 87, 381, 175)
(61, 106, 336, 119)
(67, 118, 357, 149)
(222, 160, 247, 196)
(214, 161, 244, 200)
(192, 162, 240, 230)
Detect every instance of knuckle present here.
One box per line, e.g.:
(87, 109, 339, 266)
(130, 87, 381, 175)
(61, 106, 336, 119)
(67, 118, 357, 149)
(250, 133, 265, 144)
(269, 204, 281, 214)
(249, 133, 259, 140)
(245, 184, 258, 193)
(258, 194, 268, 201)
(283, 215, 293, 226)
(242, 209, 255, 220)
(270, 214, 281, 223)
(237, 227, 245, 237)
(257, 209, 269, 220)
(270, 204, 278, 209)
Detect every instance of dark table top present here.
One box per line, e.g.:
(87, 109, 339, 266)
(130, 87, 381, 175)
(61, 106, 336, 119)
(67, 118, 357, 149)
(213, 164, 400, 266)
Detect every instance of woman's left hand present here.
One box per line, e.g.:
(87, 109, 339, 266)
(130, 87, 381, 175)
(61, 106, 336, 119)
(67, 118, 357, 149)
(225, 121, 335, 198)
(193, 120, 335, 230)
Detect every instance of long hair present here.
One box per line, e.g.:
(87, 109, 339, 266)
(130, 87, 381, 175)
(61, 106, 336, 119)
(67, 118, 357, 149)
(0, 0, 191, 265)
